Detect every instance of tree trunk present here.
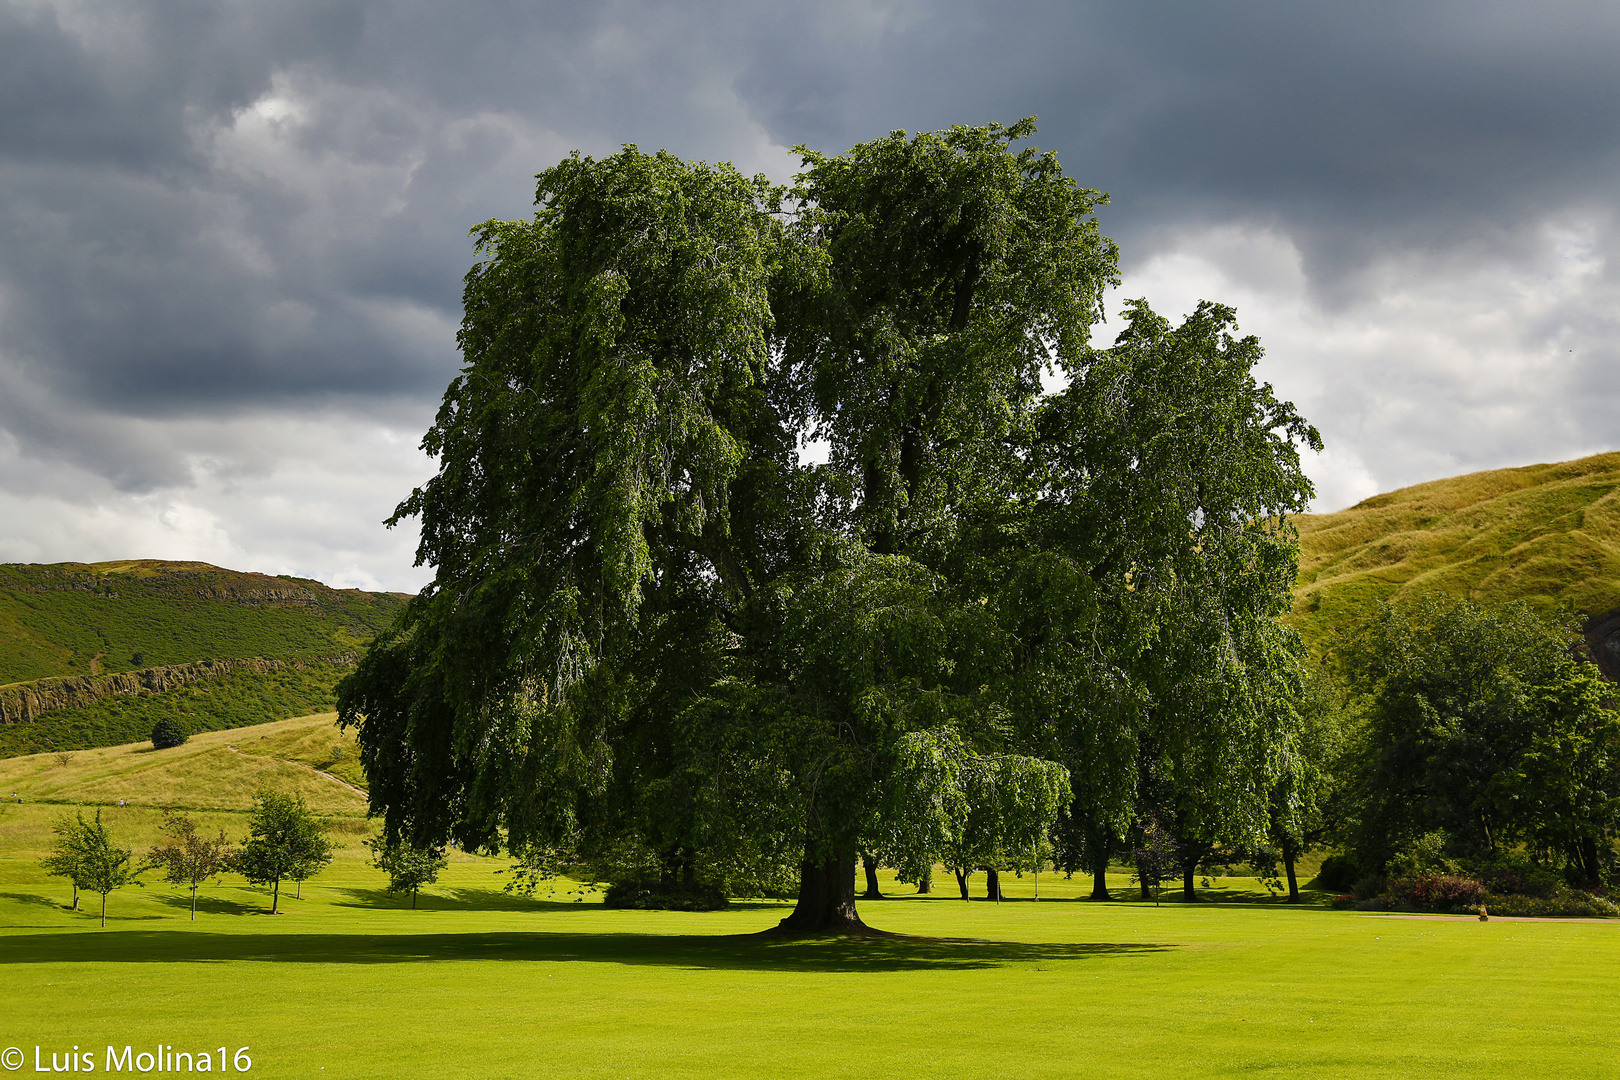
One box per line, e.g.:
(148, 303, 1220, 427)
(953, 867, 970, 900)
(296, 879, 303, 900)
(1578, 836, 1602, 884)
(862, 854, 883, 899)
(985, 868, 1003, 902)
(1282, 836, 1300, 904)
(271, 878, 281, 915)
(1089, 841, 1112, 901)
(1182, 862, 1196, 903)
(191, 886, 198, 921)
(412, 887, 418, 910)
(100, 891, 107, 927)
(72, 883, 79, 911)
(776, 851, 866, 934)
(1139, 878, 1151, 901)
(917, 868, 932, 894)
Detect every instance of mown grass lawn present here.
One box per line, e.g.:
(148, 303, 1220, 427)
(2, 846, 1615, 1080)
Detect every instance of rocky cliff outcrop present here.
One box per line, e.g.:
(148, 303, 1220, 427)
(1587, 608, 1620, 685)
(0, 654, 356, 725)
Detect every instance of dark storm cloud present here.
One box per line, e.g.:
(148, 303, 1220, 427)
(734, 0, 1620, 285)
(0, 0, 1616, 529)
(0, 0, 779, 424)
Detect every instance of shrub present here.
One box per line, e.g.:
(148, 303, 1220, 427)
(1351, 873, 1387, 901)
(1471, 857, 1562, 900)
(1484, 890, 1620, 918)
(602, 881, 728, 911)
(1315, 854, 1360, 892)
(1384, 874, 1485, 913)
(150, 717, 189, 749)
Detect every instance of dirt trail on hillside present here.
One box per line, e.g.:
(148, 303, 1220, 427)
(224, 744, 368, 798)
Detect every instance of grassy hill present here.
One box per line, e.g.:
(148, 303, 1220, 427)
(0, 560, 409, 757)
(0, 712, 367, 818)
(0, 559, 407, 684)
(1288, 451, 1620, 657)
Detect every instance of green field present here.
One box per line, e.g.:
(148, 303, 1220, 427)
(2, 716, 1616, 1078)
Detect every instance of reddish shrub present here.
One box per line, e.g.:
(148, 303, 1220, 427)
(1384, 874, 1486, 913)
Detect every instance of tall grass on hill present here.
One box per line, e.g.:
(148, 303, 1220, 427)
(0, 713, 369, 820)
(1289, 451, 1620, 654)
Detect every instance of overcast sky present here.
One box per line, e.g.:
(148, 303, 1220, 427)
(1, 0, 1615, 591)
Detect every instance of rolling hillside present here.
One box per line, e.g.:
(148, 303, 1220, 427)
(0, 561, 409, 757)
(0, 560, 406, 684)
(0, 712, 367, 816)
(1288, 451, 1620, 672)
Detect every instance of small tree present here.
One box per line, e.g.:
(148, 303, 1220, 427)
(366, 835, 449, 908)
(40, 812, 92, 911)
(151, 717, 188, 750)
(1131, 816, 1176, 907)
(234, 789, 333, 914)
(145, 811, 234, 920)
(47, 810, 145, 926)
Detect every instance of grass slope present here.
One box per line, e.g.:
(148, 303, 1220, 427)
(0, 559, 408, 685)
(1290, 451, 1620, 653)
(0, 712, 367, 820)
(0, 560, 410, 758)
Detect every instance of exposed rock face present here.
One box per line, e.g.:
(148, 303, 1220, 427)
(0, 654, 356, 725)
(1587, 608, 1620, 685)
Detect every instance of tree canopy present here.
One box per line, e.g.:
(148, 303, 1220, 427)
(145, 810, 234, 921)
(234, 789, 333, 914)
(41, 809, 143, 926)
(1337, 596, 1620, 882)
(339, 119, 1320, 932)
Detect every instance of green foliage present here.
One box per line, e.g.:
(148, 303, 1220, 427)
(144, 811, 234, 920)
(1482, 890, 1620, 918)
(1338, 596, 1620, 880)
(0, 560, 405, 685)
(39, 811, 93, 909)
(150, 717, 189, 749)
(365, 834, 448, 908)
(234, 788, 334, 913)
(341, 123, 1319, 930)
(601, 880, 729, 911)
(879, 728, 1070, 884)
(0, 663, 350, 758)
(39, 808, 144, 925)
(1314, 853, 1360, 892)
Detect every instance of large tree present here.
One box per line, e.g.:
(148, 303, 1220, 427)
(339, 121, 1318, 933)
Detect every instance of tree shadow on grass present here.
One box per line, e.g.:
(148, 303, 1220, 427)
(332, 887, 605, 913)
(0, 929, 1176, 972)
(331, 888, 793, 915)
(150, 892, 260, 917)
